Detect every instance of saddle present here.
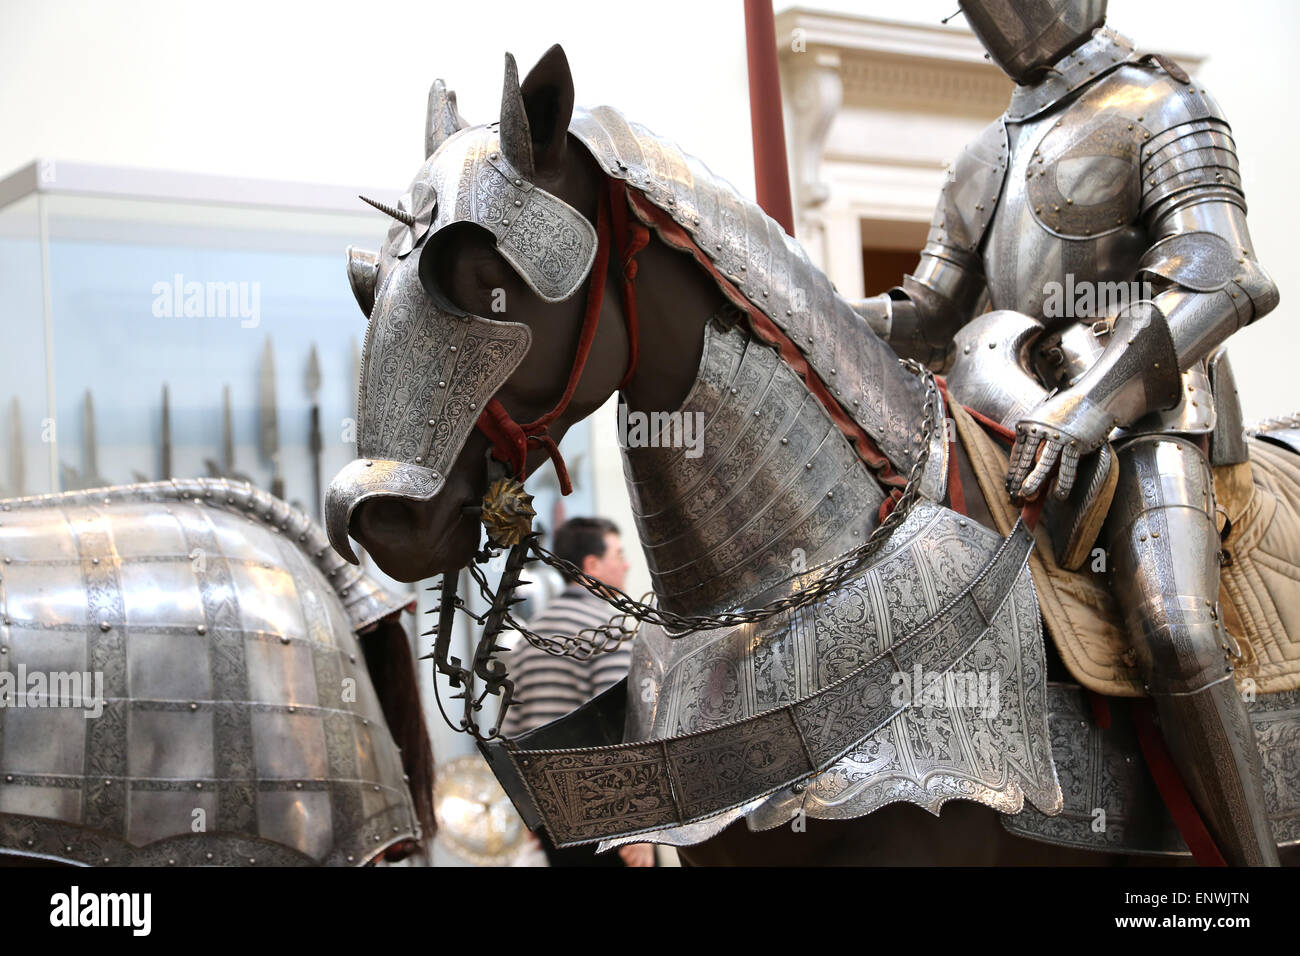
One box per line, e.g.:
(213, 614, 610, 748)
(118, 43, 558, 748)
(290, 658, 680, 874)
(951, 401, 1300, 697)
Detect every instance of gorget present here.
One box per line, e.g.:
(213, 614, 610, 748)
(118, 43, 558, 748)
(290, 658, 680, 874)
(1005, 27, 1143, 122)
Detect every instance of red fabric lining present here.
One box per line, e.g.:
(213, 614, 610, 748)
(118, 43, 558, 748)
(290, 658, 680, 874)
(1087, 690, 1112, 731)
(1132, 699, 1228, 866)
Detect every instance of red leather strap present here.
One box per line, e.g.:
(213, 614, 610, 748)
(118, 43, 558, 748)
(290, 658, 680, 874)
(473, 180, 645, 496)
(609, 179, 650, 391)
(1132, 698, 1228, 866)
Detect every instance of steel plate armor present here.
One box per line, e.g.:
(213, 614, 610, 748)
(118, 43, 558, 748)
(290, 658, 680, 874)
(853, 4, 1281, 863)
(0, 480, 419, 866)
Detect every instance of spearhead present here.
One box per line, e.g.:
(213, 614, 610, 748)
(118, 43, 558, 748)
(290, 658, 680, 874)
(258, 337, 279, 463)
(305, 344, 321, 401)
(160, 383, 172, 480)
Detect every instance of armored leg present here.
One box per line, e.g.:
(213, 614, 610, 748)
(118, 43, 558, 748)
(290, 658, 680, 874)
(1105, 435, 1278, 865)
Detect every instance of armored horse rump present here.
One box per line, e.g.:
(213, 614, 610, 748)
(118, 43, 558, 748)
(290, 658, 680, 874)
(326, 43, 1300, 865)
(0, 479, 433, 866)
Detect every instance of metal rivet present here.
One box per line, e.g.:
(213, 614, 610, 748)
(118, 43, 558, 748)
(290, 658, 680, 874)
(196, 782, 203, 789)
(196, 624, 207, 635)
(780, 438, 789, 445)
(189, 702, 198, 712)
(99, 621, 111, 632)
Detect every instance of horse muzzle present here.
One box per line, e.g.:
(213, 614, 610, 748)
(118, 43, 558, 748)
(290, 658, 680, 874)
(325, 459, 447, 565)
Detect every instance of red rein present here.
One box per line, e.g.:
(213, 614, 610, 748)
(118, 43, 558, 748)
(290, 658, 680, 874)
(473, 180, 648, 495)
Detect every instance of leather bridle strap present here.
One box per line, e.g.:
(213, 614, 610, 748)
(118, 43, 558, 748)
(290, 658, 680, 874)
(475, 180, 646, 495)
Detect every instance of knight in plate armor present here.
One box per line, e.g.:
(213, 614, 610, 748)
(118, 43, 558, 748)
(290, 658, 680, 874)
(852, 0, 1280, 864)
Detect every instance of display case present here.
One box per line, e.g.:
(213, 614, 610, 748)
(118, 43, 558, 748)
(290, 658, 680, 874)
(0, 160, 596, 865)
(0, 158, 593, 520)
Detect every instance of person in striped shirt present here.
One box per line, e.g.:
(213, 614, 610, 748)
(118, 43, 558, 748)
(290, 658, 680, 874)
(502, 516, 653, 867)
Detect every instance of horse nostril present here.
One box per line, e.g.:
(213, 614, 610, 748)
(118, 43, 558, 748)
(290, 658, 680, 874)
(353, 496, 423, 548)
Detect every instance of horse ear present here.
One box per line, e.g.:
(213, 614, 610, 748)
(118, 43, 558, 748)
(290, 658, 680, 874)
(499, 52, 535, 178)
(425, 79, 467, 159)
(520, 44, 574, 175)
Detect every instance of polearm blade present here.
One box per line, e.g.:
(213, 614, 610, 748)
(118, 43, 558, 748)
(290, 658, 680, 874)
(83, 390, 101, 484)
(160, 383, 172, 480)
(306, 344, 323, 520)
(9, 397, 24, 497)
(221, 384, 234, 474)
(259, 337, 284, 499)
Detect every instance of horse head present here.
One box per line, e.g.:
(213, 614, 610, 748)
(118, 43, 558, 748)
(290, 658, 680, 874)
(327, 46, 670, 581)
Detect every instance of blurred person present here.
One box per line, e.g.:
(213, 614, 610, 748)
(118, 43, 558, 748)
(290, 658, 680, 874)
(501, 516, 654, 867)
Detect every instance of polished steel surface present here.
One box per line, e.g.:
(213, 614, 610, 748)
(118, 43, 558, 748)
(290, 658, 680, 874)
(608, 504, 1057, 847)
(568, 105, 933, 478)
(960, 0, 1108, 86)
(324, 253, 533, 565)
(1001, 683, 1300, 854)
(489, 509, 1056, 848)
(1104, 436, 1279, 864)
(0, 479, 418, 865)
(947, 310, 1050, 431)
(1207, 348, 1248, 465)
(624, 318, 888, 618)
(912, 18, 1282, 862)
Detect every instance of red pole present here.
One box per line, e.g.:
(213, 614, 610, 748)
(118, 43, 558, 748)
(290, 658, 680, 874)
(743, 0, 796, 236)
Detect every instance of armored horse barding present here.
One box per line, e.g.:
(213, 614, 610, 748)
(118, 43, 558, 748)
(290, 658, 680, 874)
(326, 46, 1300, 864)
(0, 479, 433, 865)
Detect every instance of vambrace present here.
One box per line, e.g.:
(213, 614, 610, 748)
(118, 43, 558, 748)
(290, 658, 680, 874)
(851, 242, 986, 370)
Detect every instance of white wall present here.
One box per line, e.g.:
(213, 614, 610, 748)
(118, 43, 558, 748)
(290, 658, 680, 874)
(0, 0, 756, 196)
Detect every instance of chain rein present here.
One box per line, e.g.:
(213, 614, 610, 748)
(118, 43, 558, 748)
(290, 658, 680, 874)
(433, 360, 938, 739)
(496, 360, 940, 657)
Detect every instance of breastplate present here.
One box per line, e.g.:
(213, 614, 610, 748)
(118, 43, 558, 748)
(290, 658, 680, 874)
(983, 74, 1150, 331)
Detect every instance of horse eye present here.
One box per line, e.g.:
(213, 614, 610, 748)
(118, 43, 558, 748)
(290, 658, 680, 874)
(419, 223, 506, 318)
